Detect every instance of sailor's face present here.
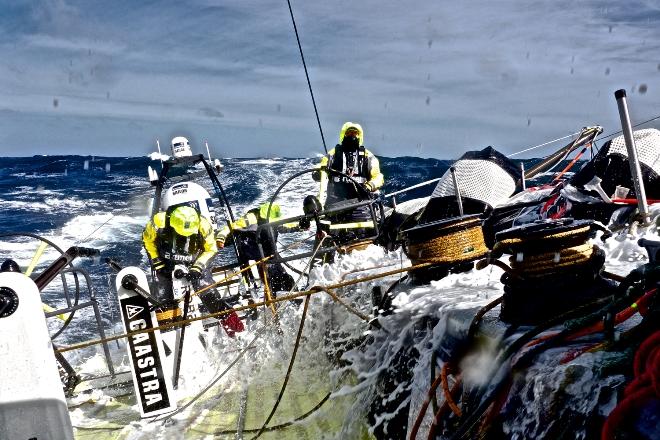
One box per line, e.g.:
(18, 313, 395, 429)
(344, 129, 360, 139)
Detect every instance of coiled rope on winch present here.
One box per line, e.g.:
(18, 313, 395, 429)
(485, 219, 610, 326)
(402, 215, 489, 285)
(406, 220, 488, 266)
(507, 243, 596, 277)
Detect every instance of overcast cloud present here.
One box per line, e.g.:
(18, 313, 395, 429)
(0, 0, 658, 158)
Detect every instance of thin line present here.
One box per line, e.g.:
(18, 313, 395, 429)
(507, 131, 581, 157)
(286, 0, 327, 153)
(596, 113, 660, 143)
(76, 214, 114, 245)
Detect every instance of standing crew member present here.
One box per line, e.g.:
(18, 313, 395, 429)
(143, 205, 244, 335)
(314, 122, 384, 242)
(216, 203, 295, 294)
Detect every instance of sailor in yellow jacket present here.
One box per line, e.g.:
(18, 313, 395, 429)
(143, 205, 243, 333)
(216, 203, 295, 293)
(315, 122, 384, 242)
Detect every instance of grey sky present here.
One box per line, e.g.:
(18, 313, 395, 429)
(0, 0, 658, 158)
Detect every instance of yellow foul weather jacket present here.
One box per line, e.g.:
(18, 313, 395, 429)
(318, 122, 384, 207)
(143, 211, 217, 270)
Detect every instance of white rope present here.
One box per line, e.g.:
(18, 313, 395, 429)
(507, 131, 581, 158)
(384, 178, 441, 198)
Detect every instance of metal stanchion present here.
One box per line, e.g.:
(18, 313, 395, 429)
(614, 89, 650, 223)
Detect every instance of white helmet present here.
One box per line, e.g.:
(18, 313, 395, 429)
(171, 136, 192, 158)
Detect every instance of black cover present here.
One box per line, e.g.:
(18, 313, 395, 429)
(458, 146, 521, 180)
(570, 139, 660, 199)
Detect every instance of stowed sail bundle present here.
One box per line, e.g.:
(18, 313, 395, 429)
(417, 146, 521, 223)
(571, 128, 660, 201)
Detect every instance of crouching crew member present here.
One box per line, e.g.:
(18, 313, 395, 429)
(143, 205, 244, 335)
(216, 203, 295, 294)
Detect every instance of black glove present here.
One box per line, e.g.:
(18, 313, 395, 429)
(189, 265, 203, 282)
(311, 170, 321, 182)
(151, 257, 166, 276)
(298, 217, 311, 230)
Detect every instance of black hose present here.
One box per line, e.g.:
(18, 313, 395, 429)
(211, 391, 331, 435)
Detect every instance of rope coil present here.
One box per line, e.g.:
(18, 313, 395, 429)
(405, 216, 488, 266)
(509, 243, 597, 277)
(491, 219, 608, 325)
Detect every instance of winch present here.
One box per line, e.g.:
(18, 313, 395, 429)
(401, 214, 489, 284)
(490, 218, 614, 325)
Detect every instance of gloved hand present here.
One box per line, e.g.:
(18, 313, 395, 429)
(188, 265, 203, 282)
(216, 236, 226, 248)
(221, 310, 245, 337)
(298, 217, 311, 230)
(151, 257, 166, 276)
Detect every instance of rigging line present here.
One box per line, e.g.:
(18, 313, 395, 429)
(156, 238, 329, 427)
(285, 0, 327, 154)
(75, 213, 115, 245)
(213, 392, 332, 434)
(507, 130, 582, 158)
(596, 113, 660, 143)
(151, 245, 326, 424)
(509, 112, 660, 159)
(249, 236, 330, 438)
(252, 294, 311, 439)
(55, 255, 448, 354)
(150, 328, 267, 422)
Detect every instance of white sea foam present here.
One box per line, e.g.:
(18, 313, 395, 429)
(61, 214, 148, 249)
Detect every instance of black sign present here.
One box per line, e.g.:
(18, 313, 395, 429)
(119, 294, 172, 414)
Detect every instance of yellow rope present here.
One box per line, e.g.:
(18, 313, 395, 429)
(321, 288, 372, 323)
(407, 223, 488, 265)
(56, 257, 452, 354)
(340, 262, 400, 281)
(186, 232, 317, 302)
(482, 221, 602, 281)
(493, 225, 592, 251)
(155, 307, 182, 323)
(338, 239, 373, 253)
(188, 255, 272, 301)
(510, 245, 595, 276)
(511, 243, 593, 264)
(261, 260, 278, 317)
(26, 240, 48, 277)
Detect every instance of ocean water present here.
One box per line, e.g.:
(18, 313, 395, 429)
(1, 154, 657, 439)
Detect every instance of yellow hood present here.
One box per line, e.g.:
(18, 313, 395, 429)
(339, 122, 364, 146)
